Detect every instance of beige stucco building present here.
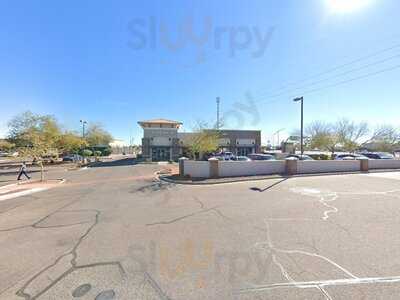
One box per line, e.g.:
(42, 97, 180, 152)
(138, 119, 261, 161)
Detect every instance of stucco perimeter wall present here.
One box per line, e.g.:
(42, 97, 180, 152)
(297, 160, 360, 174)
(369, 159, 400, 170)
(183, 161, 210, 178)
(182, 159, 400, 179)
(219, 161, 286, 177)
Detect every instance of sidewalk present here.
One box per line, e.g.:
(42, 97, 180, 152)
(0, 179, 65, 201)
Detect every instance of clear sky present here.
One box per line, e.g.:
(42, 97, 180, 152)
(1, 0, 400, 145)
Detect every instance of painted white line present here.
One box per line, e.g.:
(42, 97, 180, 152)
(237, 275, 400, 293)
(252, 218, 358, 300)
(0, 187, 48, 202)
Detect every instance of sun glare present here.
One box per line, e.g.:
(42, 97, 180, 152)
(326, 0, 373, 14)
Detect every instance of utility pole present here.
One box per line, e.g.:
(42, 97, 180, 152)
(216, 97, 220, 130)
(293, 97, 304, 156)
(273, 128, 285, 149)
(80, 120, 87, 138)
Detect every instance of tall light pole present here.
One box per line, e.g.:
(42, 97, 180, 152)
(80, 120, 87, 138)
(216, 97, 220, 130)
(293, 97, 304, 156)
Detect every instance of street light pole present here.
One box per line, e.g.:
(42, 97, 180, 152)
(80, 120, 87, 138)
(293, 97, 304, 156)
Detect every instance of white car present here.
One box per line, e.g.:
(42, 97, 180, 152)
(233, 156, 252, 161)
(335, 154, 368, 160)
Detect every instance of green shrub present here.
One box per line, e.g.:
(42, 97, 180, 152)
(94, 150, 102, 157)
(82, 149, 93, 157)
(101, 148, 112, 156)
(319, 154, 330, 160)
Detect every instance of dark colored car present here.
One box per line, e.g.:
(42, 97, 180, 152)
(230, 156, 252, 161)
(62, 154, 83, 162)
(361, 152, 394, 159)
(247, 153, 275, 161)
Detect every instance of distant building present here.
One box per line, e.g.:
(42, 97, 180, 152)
(110, 139, 130, 154)
(215, 130, 261, 156)
(138, 119, 261, 161)
(138, 119, 183, 161)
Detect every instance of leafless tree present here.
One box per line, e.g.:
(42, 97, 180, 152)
(362, 125, 400, 152)
(334, 119, 369, 152)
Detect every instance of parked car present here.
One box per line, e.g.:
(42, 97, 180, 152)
(231, 156, 252, 161)
(42, 154, 59, 163)
(335, 154, 368, 160)
(62, 154, 83, 162)
(247, 153, 275, 161)
(285, 154, 314, 161)
(221, 152, 234, 160)
(361, 152, 394, 159)
(209, 156, 225, 161)
(0, 151, 9, 157)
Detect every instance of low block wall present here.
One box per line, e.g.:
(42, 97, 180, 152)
(183, 161, 210, 178)
(181, 159, 400, 179)
(369, 159, 400, 170)
(219, 161, 286, 177)
(297, 160, 360, 174)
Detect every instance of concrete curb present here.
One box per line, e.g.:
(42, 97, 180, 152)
(158, 174, 285, 185)
(159, 169, 399, 186)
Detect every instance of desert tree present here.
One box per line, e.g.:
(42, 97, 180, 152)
(8, 111, 62, 180)
(186, 121, 220, 160)
(85, 123, 113, 146)
(363, 125, 400, 152)
(334, 119, 369, 152)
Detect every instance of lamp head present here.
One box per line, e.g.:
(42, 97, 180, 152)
(293, 97, 303, 102)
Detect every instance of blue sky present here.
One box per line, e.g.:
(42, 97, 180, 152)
(1, 0, 400, 144)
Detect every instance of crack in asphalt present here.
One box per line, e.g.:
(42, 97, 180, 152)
(237, 214, 361, 299)
(0, 195, 41, 215)
(0, 197, 85, 232)
(14, 209, 110, 299)
(146, 206, 219, 226)
(147, 196, 232, 227)
(132, 180, 175, 194)
(142, 271, 172, 300)
(1, 170, 174, 300)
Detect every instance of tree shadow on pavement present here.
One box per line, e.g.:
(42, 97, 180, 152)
(89, 158, 137, 168)
(249, 178, 289, 192)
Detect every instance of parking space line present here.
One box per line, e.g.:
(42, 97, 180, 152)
(237, 275, 400, 293)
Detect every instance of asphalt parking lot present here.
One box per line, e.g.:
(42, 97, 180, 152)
(1, 159, 400, 299)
